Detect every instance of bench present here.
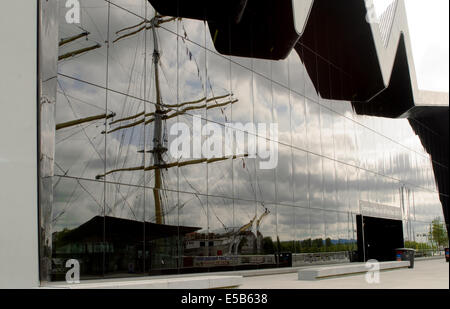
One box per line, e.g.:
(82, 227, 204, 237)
(298, 261, 410, 281)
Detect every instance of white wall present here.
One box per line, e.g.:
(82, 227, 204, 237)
(0, 1, 39, 288)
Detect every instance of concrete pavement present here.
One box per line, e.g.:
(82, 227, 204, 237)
(238, 259, 449, 289)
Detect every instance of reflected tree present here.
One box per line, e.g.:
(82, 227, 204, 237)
(429, 218, 449, 249)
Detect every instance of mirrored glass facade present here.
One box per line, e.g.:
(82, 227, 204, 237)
(45, 0, 447, 281)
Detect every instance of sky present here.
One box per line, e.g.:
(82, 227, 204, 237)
(374, 0, 449, 92)
(50, 0, 446, 232)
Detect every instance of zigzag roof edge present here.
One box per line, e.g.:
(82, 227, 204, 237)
(368, 0, 448, 108)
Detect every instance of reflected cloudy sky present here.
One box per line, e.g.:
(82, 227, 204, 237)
(52, 0, 444, 249)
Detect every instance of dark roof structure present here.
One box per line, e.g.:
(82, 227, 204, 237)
(59, 216, 201, 243)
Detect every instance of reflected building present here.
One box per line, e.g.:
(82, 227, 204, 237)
(36, 0, 448, 281)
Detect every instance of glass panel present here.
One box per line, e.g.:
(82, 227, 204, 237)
(294, 207, 311, 253)
(347, 165, 360, 214)
(305, 99, 322, 155)
(233, 200, 257, 257)
(147, 189, 180, 277)
(384, 139, 394, 179)
(231, 62, 253, 125)
(335, 162, 349, 213)
(154, 108, 179, 192)
(207, 196, 236, 266)
(44, 0, 450, 282)
(176, 33, 208, 195)
(276, 144, 294, 205)
(273, 83, 292, 146)
(413, 222, 433, 256)
(105, 91, 145, 187)
(234, 155, 257, 202)
(337, 212, 351, 251)
(348, 213, 358, 253)
(343, 117, 359, 167)
(403, 220, 412, 244)
(55, 76, 106, 181)
(208, 150, 233, 199)
(293, 148, 309, 208)
(206, 51, 232, 125)
(308, 153, 324, 210)
(310, 209, 326, 252)
(253, 73, 273, 127)
(322, 157, 336, 211)
(320, 105, 335, 160)
(58, 0, 108, 87)
(256, 150, 276, 203)
(179, 192, 208, 273)
(324, 211, 338, 252)
(105, 183, 145, 277)
(334, 113, 348, 164)
(359, 169, 370, 205)
(367, 171, 377, 204)
(108, 4, 148, 101)
(257, 203, 277, 256)
(253, 58, 271, 80)
(178, 35, 206, 120)
(110, 0, 148, 18)
(355, 123, 370, 171)
(178, 14, 205, 48)
(178, 156, 207, 196)
(146, 25, 178, 192)
(277, 205, 295, 253)
(366, 128, 377, 173)
(378, 175, 391, 206)
(290, 92, 307, 151)
(52, 177, 105, 281)
(148, 26, 178, 105)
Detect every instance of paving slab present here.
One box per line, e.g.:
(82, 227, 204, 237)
(45, 275, 243, 289)
(298, 261, 410, 281)
(239, 259, 449, 289)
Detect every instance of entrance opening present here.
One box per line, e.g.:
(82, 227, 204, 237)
(356, 215, 404, 262)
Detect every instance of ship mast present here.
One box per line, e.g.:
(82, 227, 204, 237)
(151, 15, 166, 225)
(54, 11, 271, 258)
(95, 14, 246, 227)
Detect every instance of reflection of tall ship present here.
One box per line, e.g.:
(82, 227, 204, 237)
(185, 209, 270, 256)
(54, 12, 272, 275)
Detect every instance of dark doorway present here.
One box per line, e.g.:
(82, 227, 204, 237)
(356, 215, 404, 262)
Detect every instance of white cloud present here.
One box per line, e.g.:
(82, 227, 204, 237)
(405, 0, 449, 92)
